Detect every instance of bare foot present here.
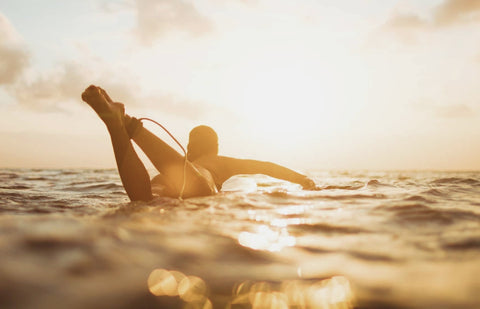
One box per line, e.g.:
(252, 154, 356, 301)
(98, 86, 138, 133)
(99, 87, 114, 103)
(81, 85, 125, 128)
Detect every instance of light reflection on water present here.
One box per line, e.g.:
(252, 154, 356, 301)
(148, 269, 212, 308)
(146, 182, 355, 308)
(2, 169, 480, 308)
(230, 276, 354, 309)
(148, 269, 354, 309)
(238, 225, 296, 252)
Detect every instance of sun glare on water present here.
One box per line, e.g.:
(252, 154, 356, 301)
(148, 268, 355, 309)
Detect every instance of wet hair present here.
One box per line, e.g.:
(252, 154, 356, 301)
(187, 125, 218, 161)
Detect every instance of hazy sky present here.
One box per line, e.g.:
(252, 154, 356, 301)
(1, 0, 479, 170)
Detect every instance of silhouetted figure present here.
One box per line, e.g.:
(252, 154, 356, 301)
(82, 85, 316, 201)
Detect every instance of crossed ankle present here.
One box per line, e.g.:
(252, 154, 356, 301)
(125, 115, 143, 139)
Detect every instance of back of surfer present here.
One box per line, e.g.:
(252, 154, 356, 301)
(82, 85, 316, 201)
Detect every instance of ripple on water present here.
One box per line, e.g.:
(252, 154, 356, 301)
(0, 169, 479, 309)
(0, 185, 31, 190)
(288, 222, 370, 235)
(442, 237, 480, 251)
(346, 250, 398, 262)
(0, 172, 20, 179)
(65, 183, 124, 192)
(403, 195, 436, 204)
(431, 177, 480, 186)
(313, 193, 387, 201)
(320, 184, 365, 190)
(422, 188, 447, 197)
(375, 203, 454, 225)
(24, 177, 50, 181)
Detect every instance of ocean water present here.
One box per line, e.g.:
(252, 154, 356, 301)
(0, 169, 479, 309)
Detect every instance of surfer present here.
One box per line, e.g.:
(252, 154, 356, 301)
(82, 85, 317, 201)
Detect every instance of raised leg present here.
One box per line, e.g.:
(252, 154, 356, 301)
(81, 85, 152, 201)
(91, 86, 216, 198)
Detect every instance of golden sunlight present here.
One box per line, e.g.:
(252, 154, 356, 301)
(216, 41, 369, 148)
(238, 225, 295, 252)
(237, 67, 330, 141)
(230, 276, 354, 309)
(148, 268, 355, 309)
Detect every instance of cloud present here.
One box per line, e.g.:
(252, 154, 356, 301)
(435, 104, 476, 118)
(415, 101, 476, 119)
(384, 13, 428, 30)
(8, 59, 211, 119)
(133, 0, 213, 45)
(8, 60, 138, 112)
(379, 12, 429, 44)
(0, 5, 220, 119)
(99, 0, 133, 13)
(383, 0, 480, 34)
(434, 0, 480, 26)
(0, 13, 29, 85)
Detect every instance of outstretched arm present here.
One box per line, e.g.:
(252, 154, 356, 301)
(219, 157, 316, 190)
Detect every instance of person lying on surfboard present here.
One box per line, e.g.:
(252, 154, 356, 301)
(81, 85, 317, 201)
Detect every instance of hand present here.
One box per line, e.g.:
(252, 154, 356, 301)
(300, 177, 317, 190)
(81, 85, 101, 102)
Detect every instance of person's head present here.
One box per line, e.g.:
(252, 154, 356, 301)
(187, 125, 218, 161)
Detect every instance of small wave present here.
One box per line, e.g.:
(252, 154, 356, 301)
(81, 194, 106, 199)
(367, 179, 382, 186)
(29, 195, 52, 201)
(422, 188, 446, 197)
(111, 191, 127, 195)
(22, 236, 90, 250)
(0, 185, 31, 190)
(376, 203, 453, 225)
(347, 250, 397, 262)
(66, 183, 124, 192)
(431, 177, 480, 186)
(257, 182, 276, 188)
(24, 176, 50, 181)
(59, 170, 80, 175)
(365, 179, 396, 188)
(25, 208, 56, 214)
(264, 190, 291, 198)
(444, 209, 480, 222)
(297, 246, 331, 254)
(93, 169, 116, 173)
(403, 195, 436, 203)
(396, 175, 411, 181)
(0, 172, 19, 179)
(0, 192, 26, 198)
(320, 184, 364, 190)
(315, 193, 387, 200)
(69, 180, 105, 186)
(289, 223, 370, 235)
(442, 238, 480, 251)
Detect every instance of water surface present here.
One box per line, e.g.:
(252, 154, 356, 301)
(0, 169, 479, 308)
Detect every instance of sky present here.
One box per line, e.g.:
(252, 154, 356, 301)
(0, 0, 479, 171)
